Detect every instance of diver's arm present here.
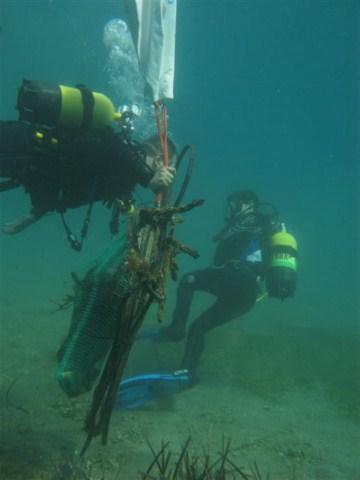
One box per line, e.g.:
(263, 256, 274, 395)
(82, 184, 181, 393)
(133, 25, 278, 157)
(129, 150, 176, 192)
(125, 145, 155, 187)
(213, 231, 253, 266)
(213, 212, 263, 266)
(148, 165, 176, 192)
(1, 183, 52, 234)
(0, 121, 58, 234)
(119, 139, 176, 192)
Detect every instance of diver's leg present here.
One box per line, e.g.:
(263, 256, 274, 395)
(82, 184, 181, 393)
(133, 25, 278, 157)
(0, 121, 33, 177)
(179, 301, 238, 378)
(180, 265, 259, 378)
(0, 121, 46, 234)
(1, 210, 44, 235)
(160, 268, 215, 341)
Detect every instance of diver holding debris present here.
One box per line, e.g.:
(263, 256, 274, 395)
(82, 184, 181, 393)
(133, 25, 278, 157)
(40, 81, 201, 449)
(0, 80, 176, 249)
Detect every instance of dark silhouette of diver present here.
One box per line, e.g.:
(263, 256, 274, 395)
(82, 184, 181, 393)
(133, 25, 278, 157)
(0, 80, 176, 246)
(152, 190, 297, 383)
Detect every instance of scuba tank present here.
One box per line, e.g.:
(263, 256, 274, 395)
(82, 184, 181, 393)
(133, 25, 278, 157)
(17, 79, 121, 130)
(265, 223, 298, 299)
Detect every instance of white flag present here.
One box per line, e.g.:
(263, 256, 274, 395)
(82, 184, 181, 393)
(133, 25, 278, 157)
(125, 0, 177, 102)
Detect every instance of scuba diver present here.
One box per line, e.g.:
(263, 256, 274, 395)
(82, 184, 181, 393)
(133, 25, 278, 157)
(144, 189, 298, 384)
(0, 80, 176, 248)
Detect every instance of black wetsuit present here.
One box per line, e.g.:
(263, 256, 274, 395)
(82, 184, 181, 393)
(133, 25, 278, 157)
(162, 211, 273, 377)
(0, 121, 153, 215)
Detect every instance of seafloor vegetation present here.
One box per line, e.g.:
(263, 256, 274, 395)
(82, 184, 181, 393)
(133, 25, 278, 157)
(0, 437, 280, 480)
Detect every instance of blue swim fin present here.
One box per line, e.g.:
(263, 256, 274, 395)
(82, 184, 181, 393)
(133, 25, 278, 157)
(116, 370, 190, 410)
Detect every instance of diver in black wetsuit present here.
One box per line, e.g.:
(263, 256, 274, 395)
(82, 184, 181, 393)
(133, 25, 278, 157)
(0, 80, 176, 243)
(158, 190, 296, 382)
(0, 122, 175, 235)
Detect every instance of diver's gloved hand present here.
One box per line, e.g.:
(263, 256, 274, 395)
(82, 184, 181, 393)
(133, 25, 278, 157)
(1, 211, 43, 235)
(149, 165, 176, 193)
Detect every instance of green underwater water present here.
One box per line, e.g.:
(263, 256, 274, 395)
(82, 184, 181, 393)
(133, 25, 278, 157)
(0, 0, 359, 479)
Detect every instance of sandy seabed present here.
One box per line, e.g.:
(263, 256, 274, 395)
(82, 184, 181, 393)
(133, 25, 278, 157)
(0, 280, 359, 480)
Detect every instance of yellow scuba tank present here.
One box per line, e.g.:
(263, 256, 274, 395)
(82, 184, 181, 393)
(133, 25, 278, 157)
(17, 79, 121, 130)
(266, 224, 298, 299)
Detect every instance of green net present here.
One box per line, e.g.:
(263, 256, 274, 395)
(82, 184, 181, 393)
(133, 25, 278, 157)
(56, 235, 130, 397)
